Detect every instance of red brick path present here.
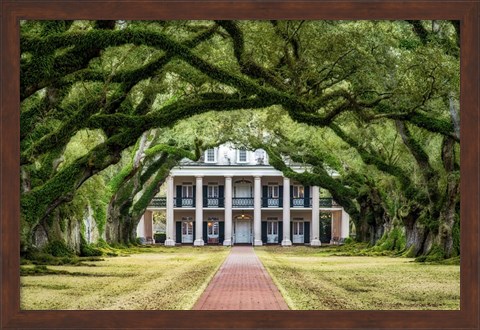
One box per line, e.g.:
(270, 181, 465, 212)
(193, 246, 289, 310)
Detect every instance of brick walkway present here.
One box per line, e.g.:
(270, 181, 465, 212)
(193, 246, 289, 310)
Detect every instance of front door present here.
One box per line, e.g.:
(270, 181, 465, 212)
(267, 221, 278, 243)
(292, 221, 304, 243)
(235, 220, 252, 243)
(182, 221, 194, 243)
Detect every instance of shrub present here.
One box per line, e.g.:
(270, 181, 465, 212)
(80, 236, 103, 257)
(154, 232, 166, 243)
(415, 244, 445, 262)
(43, 240, 74, 257)
(343, 237, 354, 244)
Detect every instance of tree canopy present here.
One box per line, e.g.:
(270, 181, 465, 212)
(20, 20, 459, 260)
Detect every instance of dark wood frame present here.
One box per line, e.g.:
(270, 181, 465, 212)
(1, 1, 478, 329)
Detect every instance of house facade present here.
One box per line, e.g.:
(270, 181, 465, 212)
(138, 144, 350, 246)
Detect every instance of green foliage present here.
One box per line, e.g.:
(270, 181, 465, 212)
(452, 216, 460, 257)
(415, 244, 445, 262)
(373, 227, 406, 252)
(43, 240, 74, 257)
(343, 237, 355, 244)
(80, 236, 103, 257)
(19, 20, 460, 258)
(154, 232, 166, 243)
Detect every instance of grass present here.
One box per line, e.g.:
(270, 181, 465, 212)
(255, 245, 460, 310)
(21, 246, 229, 310)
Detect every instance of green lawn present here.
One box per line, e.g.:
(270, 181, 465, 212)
(21, 246, 229, 310)
(255, 246, 460, 310)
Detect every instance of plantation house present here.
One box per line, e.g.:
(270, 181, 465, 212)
(138, 144, 350, 246)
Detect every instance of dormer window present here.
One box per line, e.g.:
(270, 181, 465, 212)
(205, 148, 216, 163)
(237, 148, 248, 163)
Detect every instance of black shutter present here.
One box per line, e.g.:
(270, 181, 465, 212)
(192, 186, 196, 207)
(203, 185, 208, 207)
(193, 221, 196, 242)
(279, 185, 283, 207)
(176, 222, 182, 243)
(304, 186, 310, 207)
(290, 221, 293, 242)
(262, 186, 268, 207)
(203, 222, 208, 243)
(219, 221, 225, 244)
(278, 221, 283, 244)
(290, 185, 294, 205)
(176, 186, 182, 207)
(219, 186, 224, 207)
(261, 221, 268, 243)
(304, 222, 310, 244)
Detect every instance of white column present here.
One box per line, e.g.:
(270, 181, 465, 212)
(310, 186, 321, 246)
(341, 208, 350, 239)
(194, 176, 204, 246)
(253, 176, 263, 246)
(282, 177, 292, 246)
(223, 176, 233, 246)
(164, 175, 175, 246)
(137, 215, 145, 238)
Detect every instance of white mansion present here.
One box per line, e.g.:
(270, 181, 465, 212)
(138, 144, 350, 246)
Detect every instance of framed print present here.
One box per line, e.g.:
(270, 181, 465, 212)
(1, 1, 479, 329)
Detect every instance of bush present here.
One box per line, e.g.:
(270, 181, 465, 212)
(154, 232, 166, 243)
(343, 237, 354, 244)
(43, 240, 74, 257)
(415, 244, 445, 262)
(80, 236, 103, 257)
(95, 238, 110, 249)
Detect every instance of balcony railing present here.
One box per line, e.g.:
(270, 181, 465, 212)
(232, 197, 254, 208)
(149, 197, 339, 208)
(291, 198, 310, 207)
(150, 197, 166, 207)
(262, 197, 280, 207)
(203, 197, 224, 207)
(174, 197, 195, 207)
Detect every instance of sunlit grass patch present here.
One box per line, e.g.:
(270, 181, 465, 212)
(21, 246, 229, 310)
(255, 246, 460, 310)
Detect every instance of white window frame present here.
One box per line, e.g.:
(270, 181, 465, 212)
(207, 219, 219, 236)
(181, 217, 194, 235)
(207, 185, 219, 198)
(205, 148, 217, 163)
(293, 185, 305, 198)
(237, 148, 248, 163)
(182, 185, 193, 198)
(267, 185, 279, 198)
(267, 221, 278, 235)
(293, 218, 304, 236)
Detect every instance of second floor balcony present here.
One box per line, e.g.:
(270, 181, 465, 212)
(149, 197, 339, 209)
(232, 197, 254, 208)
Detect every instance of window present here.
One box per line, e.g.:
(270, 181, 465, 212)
(267, 221, 278, 235)
(268, 185, 279, 198)
(205, 148, 216, 163)
(182, 185, 193, 198)
(207, 185, 219, 198)
(267, 218, 278, 235)
(207, 221, 219, 236)
(237, 148, 248, 163)
(293, 185, 304, 198)
(293, 218, 304, 235)
(181, 217, 193, 235)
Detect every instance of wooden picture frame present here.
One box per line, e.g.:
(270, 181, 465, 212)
(1, 1, 478, 329)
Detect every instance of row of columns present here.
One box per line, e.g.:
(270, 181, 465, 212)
(164, 175, 325, 247)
